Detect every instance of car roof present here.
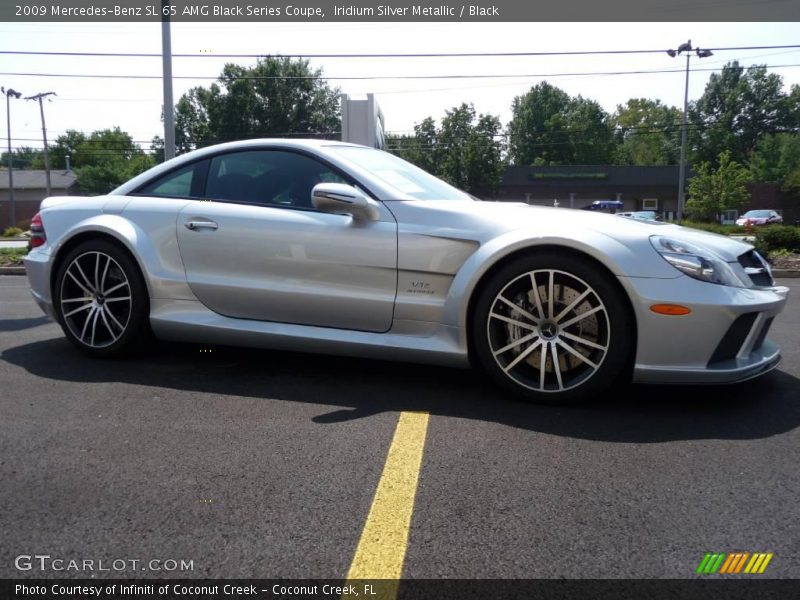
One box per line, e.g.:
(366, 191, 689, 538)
(111, 138, 370, 196)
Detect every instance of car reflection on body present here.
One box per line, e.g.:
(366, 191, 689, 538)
(617, 211, 661, 222)
(735, 210, 783, 226)
(24, 140, 789, 403)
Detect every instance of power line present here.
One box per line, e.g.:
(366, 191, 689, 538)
(2, 63, 798, 82)
(2, 44, 799, 59)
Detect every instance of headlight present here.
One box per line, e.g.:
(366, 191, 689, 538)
(650, 236, 749, 287)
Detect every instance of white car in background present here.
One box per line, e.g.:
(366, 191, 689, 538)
(736, 210, 783, 226)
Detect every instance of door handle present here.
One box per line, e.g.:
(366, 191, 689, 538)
(184, 220, 218, 231)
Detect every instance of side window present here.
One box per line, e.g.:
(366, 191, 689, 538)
(136, 161, 207, 198)
(206, 150, 348, 209)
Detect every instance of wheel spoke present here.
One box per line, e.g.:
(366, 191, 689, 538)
(67, 270, 93, 296)
(547, 271, 554, 320)
(99, 308, 118, 342)
(559, 305, 604, 330)
(100, 255, 111, 294)
(490, 312, 537, 331)
(559, 330, 607, 351)
(502, 338, 543, 374)
(529, 272, 545, 321)
(62, 296, 93, 304)
(556, 339, 599, 370)
(539, 341, 548, 389)
(64, 302, 93, 318)
(94, 252, 101, 292)
(493, 331, 540, 357)
(80, 307, 96, 342)
(104, 281, 129, 296)
(550, 342, 564, 390)
(496, 295, 539, 325)
(104, 306, 126, 332)
(104, 296, 131, 303)
(553, 288, 591, 323)
(72, 260, 96, 293)
(89, 307, 101, 346)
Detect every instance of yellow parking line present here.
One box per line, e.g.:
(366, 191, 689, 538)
(346, 411, 430, 594)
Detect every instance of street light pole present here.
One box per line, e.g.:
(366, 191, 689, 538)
(667, 41, 713, 224)
(2, 86, 22, 229)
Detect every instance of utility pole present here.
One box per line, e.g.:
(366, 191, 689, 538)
(161, 0, 176, 160)
(2, 86, 22, 229)
(25, 91, 56, 197)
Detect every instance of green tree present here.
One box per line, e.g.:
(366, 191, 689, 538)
(48, 128, 156, 195)
(612, 98, 682, 165)
(398, 117, 439, 175)
(174, 56, 341, 152)
(786, 84, 800, 129)
(0, 146, 42, 169)
(389, 105, 504, 195)
(48, 130, 87, 169)
(689, 62, 790, 166)
(507, 82, 615, 165)
(437, 103, 504, 194)
(749, 133, 800, 194)
(685, 150, 751, 222)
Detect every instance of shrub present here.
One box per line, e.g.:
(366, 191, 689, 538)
(682, 221, 745, 235)
(755, 225, 800, 253)
(2, 226, 23, 237)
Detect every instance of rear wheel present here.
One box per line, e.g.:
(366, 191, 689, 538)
(54, 240, 150, 357)
(472, 252, 633, 403)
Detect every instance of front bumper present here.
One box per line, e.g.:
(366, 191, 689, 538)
(621, 275, 788, 385)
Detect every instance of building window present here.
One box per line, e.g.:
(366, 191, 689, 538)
(721, 210, 738, 225)
(642, 198, 658, 210)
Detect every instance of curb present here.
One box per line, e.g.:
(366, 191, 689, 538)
(1, 266, 799, 278)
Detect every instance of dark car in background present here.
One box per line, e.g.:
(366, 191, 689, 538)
(582, 200, 624, 214)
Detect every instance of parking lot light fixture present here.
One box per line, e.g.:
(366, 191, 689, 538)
(667, 41, 713, 224)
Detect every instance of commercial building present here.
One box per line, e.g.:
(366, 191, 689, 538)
(493, 165, 798, 224)
(0, 169, 77, 228)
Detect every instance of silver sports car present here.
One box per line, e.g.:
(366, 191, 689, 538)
(24, 139, 789, 402)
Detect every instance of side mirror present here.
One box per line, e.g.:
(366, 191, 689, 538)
(311, 183, 379, 221)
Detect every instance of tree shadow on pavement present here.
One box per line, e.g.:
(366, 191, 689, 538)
(3, 337, 799, 444)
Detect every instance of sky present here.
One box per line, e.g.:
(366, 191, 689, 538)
(1, 21, 799, 154)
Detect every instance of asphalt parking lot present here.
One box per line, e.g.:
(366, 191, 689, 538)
(1, 275, 799, 583)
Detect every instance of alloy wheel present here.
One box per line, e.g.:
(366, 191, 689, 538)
(486, 269, 611, 393)
(59, 251, 132, 349)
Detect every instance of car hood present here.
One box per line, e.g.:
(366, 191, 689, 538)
(400, 201, 753, 263)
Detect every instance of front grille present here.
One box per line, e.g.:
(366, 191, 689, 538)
(738, 250, 774, 287)
(708, 313, 758, 365)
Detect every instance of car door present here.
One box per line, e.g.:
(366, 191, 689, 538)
(175, 149, 398, 333)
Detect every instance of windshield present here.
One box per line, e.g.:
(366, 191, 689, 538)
(330, 146, 472, 201)
(743, 210, 770, 218)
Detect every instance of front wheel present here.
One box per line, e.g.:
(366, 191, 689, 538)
(54, 240, 150, 357)
(472, 252, 633, 403)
